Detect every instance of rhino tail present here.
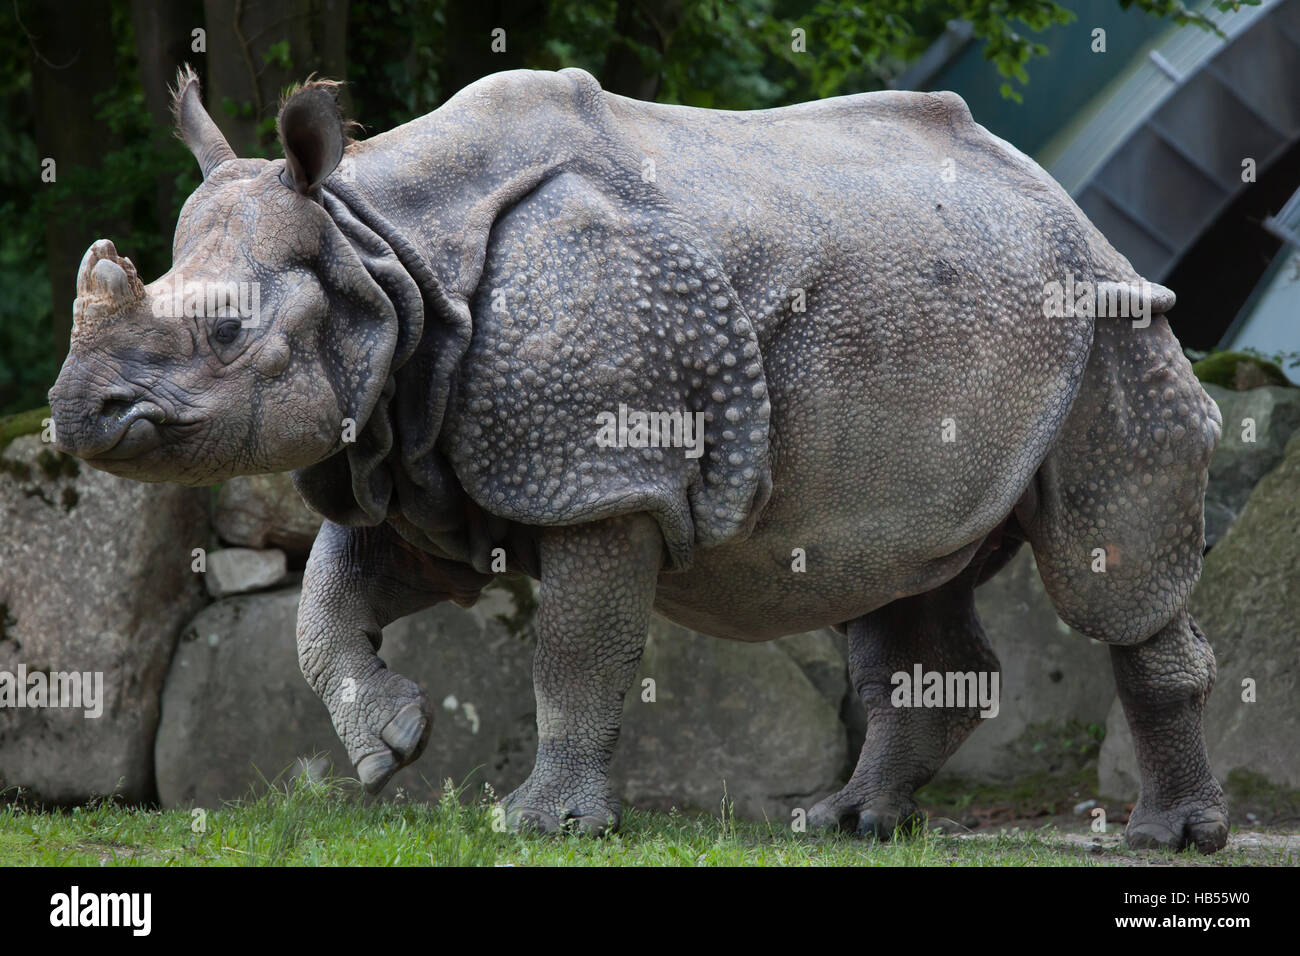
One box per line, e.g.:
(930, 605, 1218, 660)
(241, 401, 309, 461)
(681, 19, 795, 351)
(1094, 278, 1175, 320)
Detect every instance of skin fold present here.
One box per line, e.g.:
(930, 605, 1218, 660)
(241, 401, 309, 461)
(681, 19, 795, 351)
(48, 66, 1227, 851)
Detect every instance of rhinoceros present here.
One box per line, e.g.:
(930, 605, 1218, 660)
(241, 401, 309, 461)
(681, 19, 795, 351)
(49, 65, 1227, 852)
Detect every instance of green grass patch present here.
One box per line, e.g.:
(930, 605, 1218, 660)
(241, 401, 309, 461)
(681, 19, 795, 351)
(0, 772, 1288, 867)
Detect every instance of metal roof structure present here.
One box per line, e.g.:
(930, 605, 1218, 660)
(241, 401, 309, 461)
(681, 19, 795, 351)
(1061, 0, 1300, 281)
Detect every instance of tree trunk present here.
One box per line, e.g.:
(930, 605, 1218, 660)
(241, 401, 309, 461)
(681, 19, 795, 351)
(23, 0, 126, 359)
(131, 0, 206, 237)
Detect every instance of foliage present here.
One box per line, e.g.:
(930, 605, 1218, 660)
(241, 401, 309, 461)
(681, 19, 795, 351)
(0, 234, 55, 415)
(347, 0, 446, 131)
(0, 0, 1260, 413)
(0, 6, 49, 414)
(1, 6, 194, 415)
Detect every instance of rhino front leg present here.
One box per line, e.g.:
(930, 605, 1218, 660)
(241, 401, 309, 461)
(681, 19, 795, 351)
(297, 521, 443, 794)
(503, 513, 662, 835)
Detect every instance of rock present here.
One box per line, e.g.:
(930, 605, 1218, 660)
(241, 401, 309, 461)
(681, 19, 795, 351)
(155, 585, 539, 807)
(775, 628, 852, 717)
(1201, 384, 1300, 546)
(1192, 433, 1300, 790)
(379, 586, 540, 798)
(157, 589, 343, 806)
(1097, 697, 1138, 800)
(155, 582, 853, 819)
(1192, 352, 1292, 390)
(211, 472, 322, 555)
(938, 547, 1115, 781)
(609, 620, 849, 820)
(0, 435, 209, 803)
(203, 547, 287, 597)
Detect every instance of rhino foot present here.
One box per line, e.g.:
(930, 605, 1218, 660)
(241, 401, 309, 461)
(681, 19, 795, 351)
(499, 515, 660, 837)
(1126, 794, 1229, 855)
(501, 768, 621, 836)
(807, 791, 926, 840)
(346, 674, 432, 795)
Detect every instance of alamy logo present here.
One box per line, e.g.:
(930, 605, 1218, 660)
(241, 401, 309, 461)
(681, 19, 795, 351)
(891, 665, 1000, 718)
(595, 404, 706, 459)
(0, 665, 103, 718)
(151, 271, 261, 327)
(49, 886, 151, 936)
(1041, 274, 1152, 326)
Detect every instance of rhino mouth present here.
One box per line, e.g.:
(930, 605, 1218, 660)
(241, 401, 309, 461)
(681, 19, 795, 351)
(92, 415, 163, 461)
(80, 401, 170, 462)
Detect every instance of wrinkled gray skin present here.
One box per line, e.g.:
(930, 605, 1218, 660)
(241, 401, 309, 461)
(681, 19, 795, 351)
(50, 67, 1228, 851)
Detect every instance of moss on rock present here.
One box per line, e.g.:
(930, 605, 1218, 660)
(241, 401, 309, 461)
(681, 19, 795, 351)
(1192, 352, 1292, 390)
(0, 406, 51, 452)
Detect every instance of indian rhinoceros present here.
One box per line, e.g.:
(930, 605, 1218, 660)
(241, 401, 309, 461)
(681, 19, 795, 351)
(48, 65, 1228, 852)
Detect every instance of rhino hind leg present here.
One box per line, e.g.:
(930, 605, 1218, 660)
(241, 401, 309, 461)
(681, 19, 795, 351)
(1110, 613, 1227, 853)
(502, 513, 662, 836)
(808, 567, 998, 839)
(1025, 315, 1228, 852)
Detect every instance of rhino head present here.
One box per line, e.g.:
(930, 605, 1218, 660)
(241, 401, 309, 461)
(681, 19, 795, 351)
(48, 67, 393, 486)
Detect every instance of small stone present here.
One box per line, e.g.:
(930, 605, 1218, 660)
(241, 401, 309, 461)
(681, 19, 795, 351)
(204, 548, 287, 597)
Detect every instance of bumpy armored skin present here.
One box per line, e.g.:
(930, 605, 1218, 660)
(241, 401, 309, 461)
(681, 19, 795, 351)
(49, 66, 1228, 851)
(504, 513, 661, 834)
(1111, 614, 1226, 853)
(296, 521, 489, 791)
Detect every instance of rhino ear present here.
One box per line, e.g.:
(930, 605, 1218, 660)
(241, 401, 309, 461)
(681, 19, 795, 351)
(278, 82, 345, 194)
(171, 65, 235, 180)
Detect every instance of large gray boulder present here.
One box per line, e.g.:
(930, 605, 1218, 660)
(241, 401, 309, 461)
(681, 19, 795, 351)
(1193, 432, 1300, 790)
(610, 622, 849, 820)
(211, 472, 323, 556)
(155, 585, 539, 807)
(155, 582, 854, 817)
(1097, 697, 1137, 800)
(1201, 384, 1300, 547)
(939, 547, 1115, 780)
(0, 434, 209, 803)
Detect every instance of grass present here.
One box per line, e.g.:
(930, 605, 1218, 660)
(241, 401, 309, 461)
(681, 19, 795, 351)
(1, 773, 1294, 867)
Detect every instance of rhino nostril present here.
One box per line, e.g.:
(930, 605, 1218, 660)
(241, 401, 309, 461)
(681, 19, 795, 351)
(99, 397, 134, 419)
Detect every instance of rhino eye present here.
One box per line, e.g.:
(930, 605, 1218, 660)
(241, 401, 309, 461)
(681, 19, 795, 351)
(213, 319, 241, 345)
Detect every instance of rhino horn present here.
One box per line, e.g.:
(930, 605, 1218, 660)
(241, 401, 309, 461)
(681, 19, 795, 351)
(73, 239, 145, 326)
(172, 65, 236, 180)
